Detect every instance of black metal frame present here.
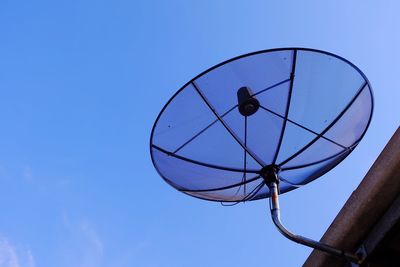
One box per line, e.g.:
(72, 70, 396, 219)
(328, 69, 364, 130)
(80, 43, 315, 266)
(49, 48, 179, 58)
(172, 78, 291, 155)
(152, 144, 259, 173)
(192, 80, 266, 166)
(259, 105, 346, 149)
(149, 47, 374, 203)
(241, 115, 248, 196)
(278, 81, 368, 167)
(272, 49, 297, 165)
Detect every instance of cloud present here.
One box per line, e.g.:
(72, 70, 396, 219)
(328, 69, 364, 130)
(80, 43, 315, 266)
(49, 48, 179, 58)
(25, 251, 34, 267)
(0, 239, 19, 267)
(0, 238, 35, 267)
(62, 214, 103, 267)
(22, 166, 33, 183)
(77, 220, 103, 267)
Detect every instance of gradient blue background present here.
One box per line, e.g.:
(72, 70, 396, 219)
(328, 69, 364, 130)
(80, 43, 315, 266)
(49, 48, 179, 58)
(0, 1, 399, 266)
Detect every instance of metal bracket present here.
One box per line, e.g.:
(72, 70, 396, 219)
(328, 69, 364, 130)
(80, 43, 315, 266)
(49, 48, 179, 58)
(261, 167, 363, 265)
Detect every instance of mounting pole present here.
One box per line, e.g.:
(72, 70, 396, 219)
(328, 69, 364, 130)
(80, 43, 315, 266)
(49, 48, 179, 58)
(260, 166, 363, 265)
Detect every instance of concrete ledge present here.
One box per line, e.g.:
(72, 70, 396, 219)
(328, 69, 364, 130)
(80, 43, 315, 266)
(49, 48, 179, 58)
(304, 127, 400, 267)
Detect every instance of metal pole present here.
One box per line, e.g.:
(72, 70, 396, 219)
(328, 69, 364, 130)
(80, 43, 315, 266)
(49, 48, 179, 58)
(262, 167, 363, 265)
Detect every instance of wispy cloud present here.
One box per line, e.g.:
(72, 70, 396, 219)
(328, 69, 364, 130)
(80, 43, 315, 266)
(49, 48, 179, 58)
(62, 214, 103, 267)
(22, 165, 33, 183)
(0, 238, 35, 267)
(77, 220, 103, 267)
(0, 239, 19, 267)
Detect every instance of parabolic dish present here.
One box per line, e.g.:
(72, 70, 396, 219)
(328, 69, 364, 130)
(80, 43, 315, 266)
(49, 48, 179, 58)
(150, 48, 373, 202)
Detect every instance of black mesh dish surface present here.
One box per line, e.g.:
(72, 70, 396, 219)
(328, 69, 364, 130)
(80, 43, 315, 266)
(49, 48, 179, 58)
(150, 48, 373, 202)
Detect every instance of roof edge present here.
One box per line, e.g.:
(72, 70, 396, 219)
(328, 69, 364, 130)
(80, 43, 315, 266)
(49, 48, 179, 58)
(304, 127, 400, 267)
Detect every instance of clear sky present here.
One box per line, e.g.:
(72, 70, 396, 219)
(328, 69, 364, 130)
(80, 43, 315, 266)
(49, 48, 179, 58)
(0, 1, 399, 267)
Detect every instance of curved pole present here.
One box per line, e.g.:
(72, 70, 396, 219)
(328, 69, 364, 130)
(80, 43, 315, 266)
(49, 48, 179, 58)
(262, 168, 363, 265)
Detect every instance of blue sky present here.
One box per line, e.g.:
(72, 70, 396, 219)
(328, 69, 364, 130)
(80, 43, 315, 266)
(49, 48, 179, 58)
(0, 1, 399, 266)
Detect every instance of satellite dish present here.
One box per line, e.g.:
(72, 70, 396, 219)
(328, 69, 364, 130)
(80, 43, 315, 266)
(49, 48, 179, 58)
(150, 48, 373, 264)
